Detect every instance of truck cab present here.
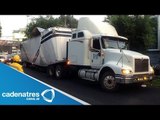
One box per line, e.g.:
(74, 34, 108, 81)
(90, 35, 128, 69)
(68, 17, 154, 91)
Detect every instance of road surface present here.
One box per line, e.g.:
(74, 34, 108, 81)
(24, 67, 160, 105)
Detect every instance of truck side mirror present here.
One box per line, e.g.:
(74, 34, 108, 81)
(98, 51, 101, 56)
(98, 50, 105, 56)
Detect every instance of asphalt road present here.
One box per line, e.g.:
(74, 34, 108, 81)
(24, 67, 160, 105)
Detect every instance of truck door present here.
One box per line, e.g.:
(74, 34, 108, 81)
(90, 38, 102, 69)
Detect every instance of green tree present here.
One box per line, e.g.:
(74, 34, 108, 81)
(149, 16, 157, 49)
(58, 15, 78, 28)
(24, 16, 59, 38)
(24, 15, 78, 39)
(107, 15, 156, 52)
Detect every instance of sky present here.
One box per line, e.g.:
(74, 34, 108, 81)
(0, 15, 106, 39)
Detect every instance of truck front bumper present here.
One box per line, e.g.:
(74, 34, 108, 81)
(115, 74, 154, 84)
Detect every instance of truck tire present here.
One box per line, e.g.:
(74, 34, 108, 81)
(47, 66, 54, 77)
(55, 65, 63, 79)
(100, 72, 119, 92)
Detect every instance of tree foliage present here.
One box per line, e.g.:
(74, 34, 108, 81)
(58, 15, 78, 28)
(24, 15, 78, 39)
(107, 15, 157, 52)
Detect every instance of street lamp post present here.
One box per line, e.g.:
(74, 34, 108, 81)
(27, 15, 30, 25)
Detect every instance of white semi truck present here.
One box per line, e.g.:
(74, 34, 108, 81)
(21, 17, 154, 91)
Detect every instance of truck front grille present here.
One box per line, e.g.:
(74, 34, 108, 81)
(135, 59, 149, 72)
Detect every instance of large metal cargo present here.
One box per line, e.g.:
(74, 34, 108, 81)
(20, 27, 72, 67)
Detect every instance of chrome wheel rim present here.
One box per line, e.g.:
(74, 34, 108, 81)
(103, 76, 116, 89)
(56, 66, 61, 77)
(48, 68, 53, 76)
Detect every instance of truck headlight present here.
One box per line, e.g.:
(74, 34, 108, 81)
(121, 69, 132, 75)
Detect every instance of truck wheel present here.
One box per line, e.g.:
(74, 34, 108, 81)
(47, 66, 54, 77)
(55, 65, 63, 79)
(100, 72, 118, 92)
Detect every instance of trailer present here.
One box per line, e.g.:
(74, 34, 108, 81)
(20, 27, 72, 78)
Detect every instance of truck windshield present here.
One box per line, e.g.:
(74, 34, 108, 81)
(101, 36, 127, 49)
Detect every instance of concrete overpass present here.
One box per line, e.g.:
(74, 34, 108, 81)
(0, 40, 21, 54)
